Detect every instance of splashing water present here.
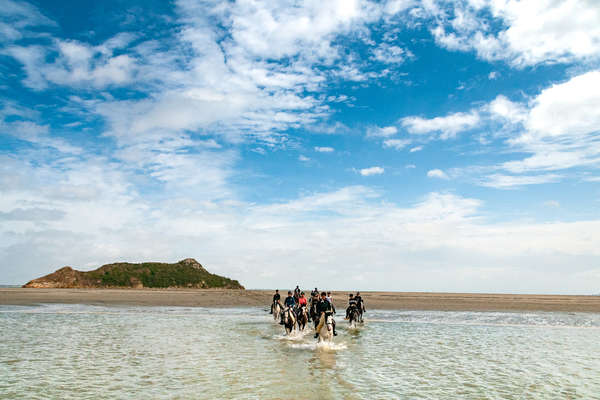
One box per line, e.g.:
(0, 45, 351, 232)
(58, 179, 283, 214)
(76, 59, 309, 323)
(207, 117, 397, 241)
(1, 304, 599, 399)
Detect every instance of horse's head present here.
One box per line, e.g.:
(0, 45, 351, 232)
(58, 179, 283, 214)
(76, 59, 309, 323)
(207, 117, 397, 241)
(326, 313, 333, 330)
(282, 308, 289, 324)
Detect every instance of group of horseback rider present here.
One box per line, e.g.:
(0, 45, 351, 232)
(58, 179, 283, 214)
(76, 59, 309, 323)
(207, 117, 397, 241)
(270, 286, 366, 338)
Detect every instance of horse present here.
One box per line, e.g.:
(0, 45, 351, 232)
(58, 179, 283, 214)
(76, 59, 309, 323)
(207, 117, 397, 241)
(281, 307, 297, 335)
(348, 306, 360, 329)
(315, 312, 334, 343)
(309, 297, 319, 323)
(272, 301, 282, 323)
(296, 305, 309, 331)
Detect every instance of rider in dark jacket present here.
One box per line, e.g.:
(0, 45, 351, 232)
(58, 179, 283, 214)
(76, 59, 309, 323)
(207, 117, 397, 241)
(355, 292, 365, 322)
(280, 291, 296, 325)
(270, 289, 281, 314)
(314, 292, 337, 337)
(345, 293, 358, 319)
(284, 291, 296, 308)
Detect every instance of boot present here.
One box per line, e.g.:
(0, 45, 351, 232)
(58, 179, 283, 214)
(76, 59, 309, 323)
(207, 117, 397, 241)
(333, 330, 338, 336)
(314, 333, 319, 338)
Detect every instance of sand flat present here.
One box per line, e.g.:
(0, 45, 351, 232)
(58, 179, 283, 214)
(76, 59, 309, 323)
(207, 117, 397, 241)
(2, 288, 600, 312)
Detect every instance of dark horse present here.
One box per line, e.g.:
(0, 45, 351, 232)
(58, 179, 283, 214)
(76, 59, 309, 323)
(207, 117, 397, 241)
(348, 306, 360, 329)
(296, 305, 309, 331)
(281, 307, 296, 335)
(309, 297, 319, 324)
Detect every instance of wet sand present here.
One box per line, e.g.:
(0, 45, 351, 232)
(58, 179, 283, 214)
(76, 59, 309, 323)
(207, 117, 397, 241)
(2, 288, 600, 312)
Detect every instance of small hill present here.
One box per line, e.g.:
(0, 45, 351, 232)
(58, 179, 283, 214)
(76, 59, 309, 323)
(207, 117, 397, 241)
(23, 258, 244, 289)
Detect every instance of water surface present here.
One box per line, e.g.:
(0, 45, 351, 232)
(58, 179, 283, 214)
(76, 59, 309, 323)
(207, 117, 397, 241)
(1, 304, 599, 399)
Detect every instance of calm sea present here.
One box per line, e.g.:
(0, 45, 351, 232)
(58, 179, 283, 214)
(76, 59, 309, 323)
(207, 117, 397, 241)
(1, 304, 599, 399)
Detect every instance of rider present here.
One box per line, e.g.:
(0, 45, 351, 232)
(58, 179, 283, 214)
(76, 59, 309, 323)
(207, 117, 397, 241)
(284, 290, 296, 309)
(345, 293, 358, 319)
(297, 291, 308, 320)
(270, 289, 281, 314)
(314, 291, 337, 338)
(293, 285, 301, 303)
(355, 291, 366, 321)
(280, 290, 296, 325)
(311, 287, 318, 298)
(326, 291, 336, 314)
(298, 291, 308, 309)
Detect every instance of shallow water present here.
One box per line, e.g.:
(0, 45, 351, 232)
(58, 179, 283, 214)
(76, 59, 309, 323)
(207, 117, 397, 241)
(1, 304, 599, 399)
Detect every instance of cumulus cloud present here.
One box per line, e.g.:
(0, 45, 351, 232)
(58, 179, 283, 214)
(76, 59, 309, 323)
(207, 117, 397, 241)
(359, 166, 385, 176)
(429, 0, 600, 67)
(502, 70, 600, 175)
(6, 35, 138, 90)
(4, 178, 600, 293)
(315, 146, 335, 153)
(480, 174, 563, 189)
(371, 43, 410, 63)
(366, 125, 398, 137)
(543, 200, 560, 208)
(400, 71, 600, 187)
(401, 111, 480, 139)
(383, 138, 410, 150)
(427, 169, 449, 179)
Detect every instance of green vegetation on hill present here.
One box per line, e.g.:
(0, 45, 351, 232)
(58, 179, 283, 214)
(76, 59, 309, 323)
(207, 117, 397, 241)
(23, 258, 244, 289)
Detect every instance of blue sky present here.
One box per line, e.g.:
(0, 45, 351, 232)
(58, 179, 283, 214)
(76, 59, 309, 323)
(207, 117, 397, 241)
(1, 0, 600, 293)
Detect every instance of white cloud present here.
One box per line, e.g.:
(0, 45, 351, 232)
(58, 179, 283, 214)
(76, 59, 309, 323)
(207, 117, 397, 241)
(504, 70, 600, 174)
(6, 35, 138, 89)
(524, 70, 600, 139)
(488, 71, 499, 79)
(383, 138, 410, 150)
(409, 145, 423, 152)
(299, 155, 310, 162)
(366, 125, 398, 137)
(401, 111, 480, 139)
(4, 180, 600, 293)
(315, 146, 335, 153)
(427, 169, 449, 179)
(400, 71, 600, 187)
(371, 43, 410, 63)
(480, 174, 562, 189)
(543, 200, 560, 208)
(359, 166, 384, 176)
(486, 95, 527, 123)
(429, 0, 600, 67)
(218, 0, 380, 61)
(0, 0, 55, 43)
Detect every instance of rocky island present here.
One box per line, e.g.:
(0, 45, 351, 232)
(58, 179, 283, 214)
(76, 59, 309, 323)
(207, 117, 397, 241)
(22, 258, 244, 289)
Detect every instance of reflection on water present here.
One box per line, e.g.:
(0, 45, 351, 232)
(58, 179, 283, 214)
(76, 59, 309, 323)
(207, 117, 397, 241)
(1, 304, 600, 399)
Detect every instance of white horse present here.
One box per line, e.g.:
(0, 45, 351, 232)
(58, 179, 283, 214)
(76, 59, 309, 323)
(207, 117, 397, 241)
(316, 312, 334, 343)
(272, 301, 282, 323)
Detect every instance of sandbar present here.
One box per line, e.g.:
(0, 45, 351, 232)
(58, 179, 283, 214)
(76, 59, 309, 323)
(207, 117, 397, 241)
(2, 288, 600, 312)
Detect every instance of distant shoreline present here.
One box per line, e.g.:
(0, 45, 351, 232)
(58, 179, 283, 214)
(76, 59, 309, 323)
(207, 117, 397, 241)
(2, 288, 600, 313)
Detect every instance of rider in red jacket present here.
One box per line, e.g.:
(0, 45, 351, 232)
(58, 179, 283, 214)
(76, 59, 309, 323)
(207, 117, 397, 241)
(298, 292, 308, 308)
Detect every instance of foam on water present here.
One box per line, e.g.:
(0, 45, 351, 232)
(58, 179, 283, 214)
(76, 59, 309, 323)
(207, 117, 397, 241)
(2, 304, 600, 399)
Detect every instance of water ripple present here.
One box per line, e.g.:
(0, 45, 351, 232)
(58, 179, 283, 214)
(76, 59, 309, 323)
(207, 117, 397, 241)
(1, 305, 599, 399)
